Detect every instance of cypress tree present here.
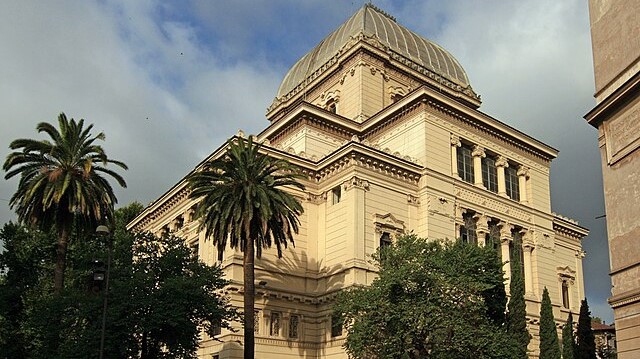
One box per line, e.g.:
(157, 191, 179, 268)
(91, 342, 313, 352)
(506, 242, 529, 359)
(562, 312, 576, 359)
(539, 287, 561, 359)
(576, 299, 596, 359)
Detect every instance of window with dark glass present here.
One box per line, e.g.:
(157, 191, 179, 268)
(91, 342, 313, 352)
(189, 240, 199, 258)
(327, 99, 337, 114)
(380, 232, 392, 248)
(254, 310, 260, 334)
(331, 313, 343, 337)
(332, 186, 341, 205)
(457, 145, 474, 183)
(459, 212, 477, 245)
(562, 280, 570, 309)
(212, 319, 222, 336)
(289, 315, 300, 338)
(482, 156, 498, 192)
(485, 219, 500, 251)
(391, 93, 403, 103)
(505, 166, 520, 200)
(270, 312, 281, 336)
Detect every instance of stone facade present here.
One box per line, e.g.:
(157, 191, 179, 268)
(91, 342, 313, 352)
(128, 5, 587, 358)
(586, 1, 640, 357)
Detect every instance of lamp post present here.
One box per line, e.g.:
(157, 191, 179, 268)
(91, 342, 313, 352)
(96, 225, 111, 359)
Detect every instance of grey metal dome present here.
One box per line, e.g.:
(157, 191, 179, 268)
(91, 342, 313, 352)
(276, 4, 472, 99)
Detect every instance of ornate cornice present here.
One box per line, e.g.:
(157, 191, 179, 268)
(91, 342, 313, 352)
(552, 215, 589, 240)
(426, 99, 555, 163)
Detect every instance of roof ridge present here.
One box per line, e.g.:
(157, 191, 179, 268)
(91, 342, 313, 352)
(365, 3, 396, 22)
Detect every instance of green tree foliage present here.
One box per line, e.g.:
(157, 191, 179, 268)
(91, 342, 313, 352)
(576, 299, 596, 359)
(333, 234, 518, 359)
(0, 204, 237, 358)
(0, 223, 53, 358)
(187, 137, 304, 359)
(3, 113, 127, 294)
(539, 287, 561, 359)
(562, 312, 576, 359)
(506, 238, 530, 359)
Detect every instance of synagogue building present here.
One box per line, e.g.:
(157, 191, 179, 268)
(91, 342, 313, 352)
(128, 5, 588, 358)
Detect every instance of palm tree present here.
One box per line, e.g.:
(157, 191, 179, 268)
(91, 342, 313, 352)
(3, 113, 127, 294)
(187, 136, 304, 359)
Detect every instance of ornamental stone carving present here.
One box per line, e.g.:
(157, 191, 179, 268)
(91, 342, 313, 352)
(373, 213, 405, 237)
(495, 155, 509, 168)
(343, 176, 370, 191)
(472, 145, 486, 158)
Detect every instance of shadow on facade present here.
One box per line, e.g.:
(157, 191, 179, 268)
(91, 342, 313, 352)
(255, 249, 345, 359)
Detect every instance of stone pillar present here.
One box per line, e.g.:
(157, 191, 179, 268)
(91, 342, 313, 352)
(517, 166, 530, 204)
(451, 134, 461, 178)
(522, 231, 535, 295)
(575, 249, 586, 308)
(472, 145, 485, 187)
(474, 213, 489, 247)
(454, 204, 465, 239)
(496, 155, 509, 198)
(499, 222, 513, 294)
(343, 176, 369, 282)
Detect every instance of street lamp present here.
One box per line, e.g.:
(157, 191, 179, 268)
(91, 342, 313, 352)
(96, 225, 111, 359)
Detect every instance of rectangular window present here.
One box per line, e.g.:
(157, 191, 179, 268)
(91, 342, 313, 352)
(562, 281, 570, 309)
(189, 240, 199, 258)
(380, 232, 392, 248)
(485, 220, 500, 252)
(332, 186, 341, 205)
(270, 312, 281, 336)
(289, 315, 300, 339)
(457, 145, 474, 183)
(331, 313, 343, 338)
(505, 167, 520, 200)
(254, 311, 260, 334)
(212, 320, 222, 336)
(459, 212, 477, 245)
(481, 156, 498, 192)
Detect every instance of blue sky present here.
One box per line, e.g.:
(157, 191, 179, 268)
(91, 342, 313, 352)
(0, 1, 611, 322)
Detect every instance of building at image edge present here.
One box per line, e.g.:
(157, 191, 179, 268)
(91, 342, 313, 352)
(128, 4, 588, 358)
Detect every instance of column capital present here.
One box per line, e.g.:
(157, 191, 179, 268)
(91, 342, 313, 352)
(575, 250, 586, 259)
(472, 145, 486, 158)
(495, 155, 509, 168)
(517, 165, 530, 178)
(343, 176, 370, 191)
(498, 221, 513, 242)
(450, 134, 461, 147)
(522, 230, 535, 250)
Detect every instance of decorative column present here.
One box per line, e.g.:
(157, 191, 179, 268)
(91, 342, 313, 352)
(474, 213, 489, 247)
(522, 230, 535, 296)
(517, 166, 530, 204)
(575, 249, 586, 307)
(472, 145, 485, 187)
(344, 176, 369, 281)
(499, 222, 513, 294)
(454, 204, 465, 239)
(495, 155, 509, 198)
(450, 134, 461, 178)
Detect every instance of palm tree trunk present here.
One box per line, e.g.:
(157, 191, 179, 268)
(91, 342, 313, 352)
(243, 237, 255, 359)
(54, 221, 71, 295)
